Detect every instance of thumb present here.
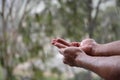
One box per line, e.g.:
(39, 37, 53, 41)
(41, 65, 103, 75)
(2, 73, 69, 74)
(58, 47, 85, 57)
(58, 48, 65, 55)
(80, 45, 92, 53)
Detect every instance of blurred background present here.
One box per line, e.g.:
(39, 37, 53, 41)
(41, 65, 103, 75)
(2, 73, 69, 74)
(0, 0, 120, 80)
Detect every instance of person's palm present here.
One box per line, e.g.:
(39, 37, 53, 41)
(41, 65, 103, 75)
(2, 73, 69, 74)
(59, 47, 120, 80)
(52, 38, 98, 56)
(79, 39, 98, 56)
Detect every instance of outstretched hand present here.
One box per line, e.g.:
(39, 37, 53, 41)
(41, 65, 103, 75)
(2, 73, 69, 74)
(51, 38, 120, 80)
(51, 38, 98, 56)
(51, 38, 80, 48)
(60, 47, 120, 80)
(58, 47, 87, 67)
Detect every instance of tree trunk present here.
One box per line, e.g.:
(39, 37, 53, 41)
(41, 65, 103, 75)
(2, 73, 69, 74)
(1, 0, 15, 80)
(4, 67, 15, 80)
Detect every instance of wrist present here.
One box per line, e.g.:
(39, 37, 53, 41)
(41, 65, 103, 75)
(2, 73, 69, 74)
(75, 53, 91, 67)
(92, 43, 101, 56)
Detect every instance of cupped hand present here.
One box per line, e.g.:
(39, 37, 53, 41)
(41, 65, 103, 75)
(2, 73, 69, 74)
(52, 38, 120, 80)
(51, 38, 98, 56)
(51, 38, 80, 48)
(58, 47, 120, 80)
(58, 47, 88, 67)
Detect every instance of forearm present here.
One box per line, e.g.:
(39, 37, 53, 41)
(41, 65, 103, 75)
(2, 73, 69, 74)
(76, 55, 120, 80)
(95, 41, 120, 56)
(95, 56, 120, 80)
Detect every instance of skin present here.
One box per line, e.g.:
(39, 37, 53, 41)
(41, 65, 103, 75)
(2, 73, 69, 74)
(59, 47, 120, 80)
(51, 38, 120, 80)
(52, 38, 120, 56)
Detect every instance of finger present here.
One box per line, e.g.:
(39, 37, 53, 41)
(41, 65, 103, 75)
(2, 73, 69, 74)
(80, 45, 92, 53)
(58, 49, 63, 55)
(56, 38, 71, 46)
(70, 42, 81, 47)
(81, 39, 96, 46)
(60, 47, 84, 58)
(51, 39, 57, 45)
(58, 48, 66, 55)
(63, 47, 83, 53)
(58, 48, 71, 56)
(54, 43, 67, 49)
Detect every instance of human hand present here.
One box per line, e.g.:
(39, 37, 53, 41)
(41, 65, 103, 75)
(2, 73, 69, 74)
(51, 38, 98, 56)
(52, 38, 120, 80)
(51, 38, 80, 48)
(59, 47, 120, 80)
(58, 47, 87, 67)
